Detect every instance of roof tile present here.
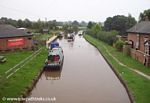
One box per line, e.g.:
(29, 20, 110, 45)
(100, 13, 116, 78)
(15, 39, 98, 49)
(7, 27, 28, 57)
(127, 21, 150, 34)
(0, 24, 32, 38)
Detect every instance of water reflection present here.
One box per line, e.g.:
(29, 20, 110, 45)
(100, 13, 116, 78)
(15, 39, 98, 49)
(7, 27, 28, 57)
(68, 42, 74, 48)
(44, 69, 62, 80)
(64, 33, 68, 39)
(58, 36, 63, 40)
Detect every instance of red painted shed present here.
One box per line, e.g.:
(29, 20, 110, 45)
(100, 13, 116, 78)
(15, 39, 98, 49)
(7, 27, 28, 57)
(0, 24, 33, 51)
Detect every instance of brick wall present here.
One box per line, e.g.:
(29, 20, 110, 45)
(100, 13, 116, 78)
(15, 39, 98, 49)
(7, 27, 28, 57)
(140, 35, 150, 52)
(130, 49, 150, 67)
(128, 33, 150, 52)
(128, 33, 137, 49)
(130, 49, 144, 63)
(0, 38, 6, 50)
(128, 33, 150, 67)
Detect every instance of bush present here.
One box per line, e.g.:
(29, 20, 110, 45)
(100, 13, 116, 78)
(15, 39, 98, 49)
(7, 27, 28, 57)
(86, 30, 118, 45)
(115, 40, 125, 51)
(96, 30, 118, 45)
(85, 29, 93, 36)
(86, 23, 118, 45)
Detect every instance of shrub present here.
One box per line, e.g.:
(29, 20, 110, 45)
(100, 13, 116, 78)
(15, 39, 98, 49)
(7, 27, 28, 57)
(85, 29, 92, 36)
(96, 30, 118, 45)
(86, 23, 118, 45)
(115, 40, 125, 51)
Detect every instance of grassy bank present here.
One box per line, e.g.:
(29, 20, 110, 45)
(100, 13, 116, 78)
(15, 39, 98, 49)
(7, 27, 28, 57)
(34, 33, 52, 41)
(84, 35, 150, 103)
(0, 47, 47, 103)
(0, 51, 33, 76)
(0, 33, 56, 103)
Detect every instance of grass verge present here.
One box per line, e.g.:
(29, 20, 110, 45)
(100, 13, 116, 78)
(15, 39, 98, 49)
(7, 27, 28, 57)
(33, 33, 53, 41)
(0, 51, 33, 76)
(0, 47, 48, 103)
(84, 35, 150, 103)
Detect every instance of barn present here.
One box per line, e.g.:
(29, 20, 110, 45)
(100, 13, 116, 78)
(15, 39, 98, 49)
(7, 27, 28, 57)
(0, 24, 33, 51)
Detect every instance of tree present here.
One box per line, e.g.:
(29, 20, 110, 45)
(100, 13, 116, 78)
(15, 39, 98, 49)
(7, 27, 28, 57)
(80, 21, 87, 27)
(72, 20, 79, 26)
(56, 21, 63, 26)
(104, 17, 112, 31)
(72, 25, 79, 33)
(91, 23, 102, 36)
(139, 9, 150, 21)
(71, 20, 79, 33)
(62, 24, 72, 33)
(8, 19, 17, 27)
(126, 14, 137, 30)
(104, 15, 136, 35)
(24, 19, 32, 28)
(17, 19, 24, 28)
(48, 20, 57, 30)
(0, 17, 17, 27)
(111, 15, 127, 33)
(87, 21, 95, 29)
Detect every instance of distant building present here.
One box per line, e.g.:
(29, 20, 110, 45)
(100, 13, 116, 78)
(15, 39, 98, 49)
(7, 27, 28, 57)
(18, 27, 27, 31)
(0, 24, 33, 51)
(42, 28, 49, 34)
(56, 26, 63, 29)
(127, 21, 150, 67)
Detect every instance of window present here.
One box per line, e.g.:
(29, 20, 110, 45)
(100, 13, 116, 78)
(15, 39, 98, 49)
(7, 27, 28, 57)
(129, 40, 133, 48)
(28, 37, 32, 40)
(144, 41, 150, 55)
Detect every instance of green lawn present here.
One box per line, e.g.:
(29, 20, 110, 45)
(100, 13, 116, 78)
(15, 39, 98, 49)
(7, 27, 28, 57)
(33, 33, 52, 41)
(84, 35, 150, 103)
(109, 46, 150, 75)
(0, 48, 47, 103)
(0, 51, 33, 76)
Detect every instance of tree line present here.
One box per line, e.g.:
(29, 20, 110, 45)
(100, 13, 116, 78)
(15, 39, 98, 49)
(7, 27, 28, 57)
(0, 17, 87, 33)
(86, 9, 150, 45)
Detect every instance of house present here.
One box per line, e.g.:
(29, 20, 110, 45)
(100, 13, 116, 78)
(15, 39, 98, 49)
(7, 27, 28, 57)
(42, 28, 49, 34)
(127, 21, 150, 67)
(18, 27, 31, 34)
(0, 24, 33, 51)
(56, 26, 63, 29)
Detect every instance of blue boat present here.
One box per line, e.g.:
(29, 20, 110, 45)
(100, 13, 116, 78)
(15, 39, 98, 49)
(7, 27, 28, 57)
(50, 41, 59, 49)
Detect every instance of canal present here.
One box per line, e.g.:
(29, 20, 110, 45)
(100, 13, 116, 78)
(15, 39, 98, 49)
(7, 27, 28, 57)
(27, 35, 130, 103)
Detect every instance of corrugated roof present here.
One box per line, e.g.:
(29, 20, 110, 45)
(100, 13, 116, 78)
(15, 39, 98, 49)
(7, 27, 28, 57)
(0, 24, 32, 38)
(127, 21, 150, 34)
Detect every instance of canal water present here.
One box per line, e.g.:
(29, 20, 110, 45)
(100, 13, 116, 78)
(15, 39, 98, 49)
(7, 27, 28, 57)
(27, 35, 130, 103)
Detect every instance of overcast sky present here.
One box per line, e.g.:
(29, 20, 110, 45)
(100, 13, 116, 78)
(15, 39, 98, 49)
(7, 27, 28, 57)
(0, 0, 150, 22)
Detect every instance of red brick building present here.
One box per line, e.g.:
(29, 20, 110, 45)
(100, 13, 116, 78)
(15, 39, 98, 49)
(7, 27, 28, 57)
(0, 24, 33, 51)
(127, 21, 150, 67)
